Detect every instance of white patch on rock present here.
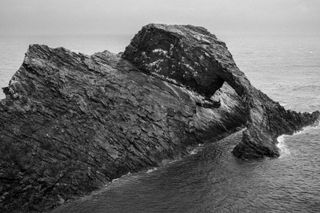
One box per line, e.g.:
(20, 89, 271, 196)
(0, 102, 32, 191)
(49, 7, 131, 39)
(148, 59, 164, 72)
(170, 44, 174, 52)
(184, 63, 194, 71)
(149, 59, 163, 67)
(152, 49, 168, 55)
(194, 34, 211, 44)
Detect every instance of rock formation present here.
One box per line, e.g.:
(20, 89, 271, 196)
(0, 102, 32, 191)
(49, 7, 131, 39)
(122, 24, 319, 159)
(0, 24, 318, 212)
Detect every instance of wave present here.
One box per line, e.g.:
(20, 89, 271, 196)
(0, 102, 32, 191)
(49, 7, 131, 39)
(146, 167, 158, 173)
(276, 135, 290, 158)
(276, 121, 320, 158)
(293, 121, 320, 135)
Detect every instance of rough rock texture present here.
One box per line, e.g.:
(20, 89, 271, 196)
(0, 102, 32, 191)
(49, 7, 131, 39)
(0, 24, 319, 212)
(122, 24, 319, 159)
(0, 45, 245, 212)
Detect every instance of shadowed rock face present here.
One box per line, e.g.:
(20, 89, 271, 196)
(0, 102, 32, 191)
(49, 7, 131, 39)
(122, 24, 319, 159)
(0, 45, 246, 212)
(0, 24, 319, 212)
(123, 24, 250, 98)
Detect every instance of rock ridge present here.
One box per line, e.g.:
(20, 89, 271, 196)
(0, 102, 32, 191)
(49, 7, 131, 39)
(0, 24, 319, 212)
(122, 23, 319, 159)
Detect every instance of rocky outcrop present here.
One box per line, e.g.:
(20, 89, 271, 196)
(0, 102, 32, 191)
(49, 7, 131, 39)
(0, 24, 318, 212)
(0, 45, 246, 212)
(122, 24, 319, 159)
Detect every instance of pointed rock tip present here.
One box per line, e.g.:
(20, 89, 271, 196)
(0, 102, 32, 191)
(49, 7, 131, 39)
(26, 44, 74, 56)
(27, 44, 50, 53)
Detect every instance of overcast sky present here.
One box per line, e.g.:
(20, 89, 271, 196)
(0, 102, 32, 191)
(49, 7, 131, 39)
(0, 0, 319, 35)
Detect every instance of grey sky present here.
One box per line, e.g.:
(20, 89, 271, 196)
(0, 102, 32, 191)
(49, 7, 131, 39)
(0, 0, 320, 35)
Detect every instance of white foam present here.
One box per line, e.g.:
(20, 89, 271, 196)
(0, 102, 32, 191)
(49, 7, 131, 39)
(293, 122, 320, 135)
(276, 135, 290, 158)
(276, 121, 320, 158)
(111, 172, 131, 183)
(146, 167, 158, 173)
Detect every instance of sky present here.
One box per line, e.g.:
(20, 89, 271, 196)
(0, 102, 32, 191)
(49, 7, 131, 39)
(0, 0, 320, 35)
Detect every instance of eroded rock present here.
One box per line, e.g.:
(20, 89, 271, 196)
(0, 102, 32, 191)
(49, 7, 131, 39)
(0, 44, 245, 212)
(0, 24, 319, 212)
(122, 24, 320, 159)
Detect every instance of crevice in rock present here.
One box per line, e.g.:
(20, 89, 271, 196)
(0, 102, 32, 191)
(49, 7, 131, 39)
(0, 24, 319, 212)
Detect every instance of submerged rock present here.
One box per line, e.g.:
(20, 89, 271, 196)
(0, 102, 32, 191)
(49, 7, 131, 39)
(0, 24, 318, 212)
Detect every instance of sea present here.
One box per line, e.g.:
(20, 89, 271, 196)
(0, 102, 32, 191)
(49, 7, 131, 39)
(0, 32, 319, 213)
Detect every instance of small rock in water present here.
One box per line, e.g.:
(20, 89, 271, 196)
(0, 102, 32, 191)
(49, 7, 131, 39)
(0, 23, 318, 213)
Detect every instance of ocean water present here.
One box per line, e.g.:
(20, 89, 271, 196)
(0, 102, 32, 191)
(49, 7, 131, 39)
(1, 33, 320, 212)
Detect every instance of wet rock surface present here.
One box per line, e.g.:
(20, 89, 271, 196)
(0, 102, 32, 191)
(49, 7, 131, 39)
(0, 24, 319, 212)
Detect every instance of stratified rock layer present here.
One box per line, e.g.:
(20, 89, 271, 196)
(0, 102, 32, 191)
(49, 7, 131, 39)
(122, 24, 319, 159)
(0, 45, 245, 212)
(0, 24, 319, 212)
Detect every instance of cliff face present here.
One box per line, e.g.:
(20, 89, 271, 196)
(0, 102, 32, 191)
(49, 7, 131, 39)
(0, 45, 245, 212)
(122, 24, 319, 159)
(0, 24, 318, 212)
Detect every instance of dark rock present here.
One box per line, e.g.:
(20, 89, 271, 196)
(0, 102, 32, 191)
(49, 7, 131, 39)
(122, 24, 320, 159)
(123, 24, 247, 98)
(0, 24, 318, 212)
(0, 43, 245, 212)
